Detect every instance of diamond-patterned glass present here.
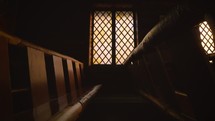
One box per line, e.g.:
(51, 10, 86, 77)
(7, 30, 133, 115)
(93, 11, 112, 64)
(115, 11, 134, 64)
(199, 21, 215, 54)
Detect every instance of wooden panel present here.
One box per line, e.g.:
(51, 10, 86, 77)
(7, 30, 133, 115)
(75, 63, 83, 95)
(27, 47, 51, 121)
(0, 39, 12, 121)
(67, 60, 78, 103)
(9, 44, 33, 121)
(53, 56, 67, 111)
(9, 45, 30, 90)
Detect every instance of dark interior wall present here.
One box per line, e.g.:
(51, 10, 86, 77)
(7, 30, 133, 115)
(0, 0, 90, 65)
(15, 0, 90, 65)
(136, 1, 178, 43)
(0, 0, 17, 33)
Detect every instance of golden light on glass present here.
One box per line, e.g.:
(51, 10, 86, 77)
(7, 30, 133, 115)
(93, 11, 112, 64)
(115, 11, 134, 64)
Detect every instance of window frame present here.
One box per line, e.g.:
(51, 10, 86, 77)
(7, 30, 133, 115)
(89, 8, 138, 65)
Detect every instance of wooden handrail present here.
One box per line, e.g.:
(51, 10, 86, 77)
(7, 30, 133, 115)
(0, 31, 82, 64)
(49, 84, 102, 121)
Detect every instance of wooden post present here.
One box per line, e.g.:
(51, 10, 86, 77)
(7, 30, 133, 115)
(53, 56, 67, 111)
(67, 60, 78, 103)
(28, 47, 51, 121)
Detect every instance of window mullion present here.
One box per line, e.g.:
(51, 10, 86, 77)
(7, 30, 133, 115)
(112, 10, 116, 65)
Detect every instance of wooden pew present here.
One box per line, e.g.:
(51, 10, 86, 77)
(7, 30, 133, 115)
(124, 3, 215, 121)
(0, 31, 102, 121)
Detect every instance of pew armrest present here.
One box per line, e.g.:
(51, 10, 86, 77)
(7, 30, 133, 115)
(49, 84, 102, 121)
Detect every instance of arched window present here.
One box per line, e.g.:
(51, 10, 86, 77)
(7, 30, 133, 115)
(199, 21, 215, 55)
(89, 11, 136, 65)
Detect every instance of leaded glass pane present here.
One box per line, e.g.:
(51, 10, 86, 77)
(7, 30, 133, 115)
(115, 11, 134, 64)
(93, 11, 112, 64)
(199, 21, 215, 54)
